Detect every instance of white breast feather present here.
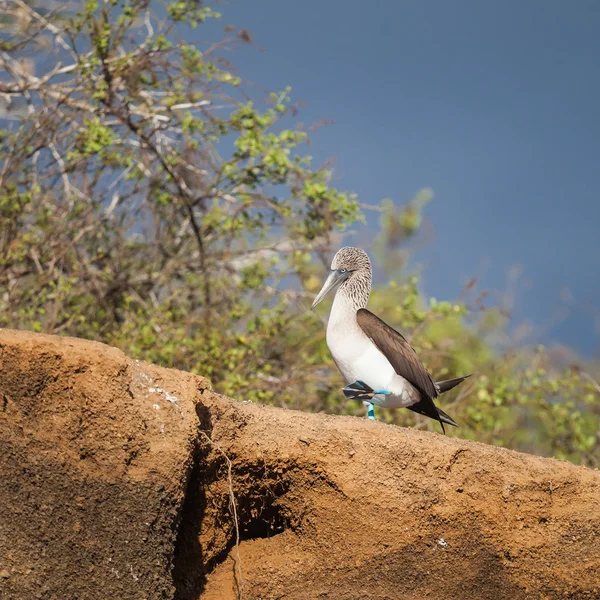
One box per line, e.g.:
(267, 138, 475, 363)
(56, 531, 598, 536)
(326, 294, 420, 408)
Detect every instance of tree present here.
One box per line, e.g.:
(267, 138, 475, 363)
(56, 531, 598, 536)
(1, 0, 598, 466)
(0, 0, 358, 393)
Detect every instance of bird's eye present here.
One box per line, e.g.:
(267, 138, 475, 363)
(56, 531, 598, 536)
(340, 268, 347, 273)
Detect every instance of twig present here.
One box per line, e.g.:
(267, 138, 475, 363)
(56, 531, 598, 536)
(11, 0, 75, 56)
(580, 372, 600, 395)
(49, 142, 72, 207)
(198, 430, 245, 600)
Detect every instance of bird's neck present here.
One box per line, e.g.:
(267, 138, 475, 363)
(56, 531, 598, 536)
(332, 270, 371, 317)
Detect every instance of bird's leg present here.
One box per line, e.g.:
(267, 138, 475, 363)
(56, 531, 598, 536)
(343, 381, 391, 421)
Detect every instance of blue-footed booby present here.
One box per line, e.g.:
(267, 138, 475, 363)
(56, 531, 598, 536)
(312, 247, 469, 431)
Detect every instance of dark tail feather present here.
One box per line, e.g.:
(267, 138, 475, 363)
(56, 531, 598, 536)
(406, 398, 458, 434)
(436, 374, 472, 394)
(436, 406, 458, 428)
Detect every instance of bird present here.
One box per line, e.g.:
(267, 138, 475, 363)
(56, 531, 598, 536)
(311, 246, 470, 432)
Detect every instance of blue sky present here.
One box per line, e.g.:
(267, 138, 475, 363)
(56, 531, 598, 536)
(204, 0, 600, 355)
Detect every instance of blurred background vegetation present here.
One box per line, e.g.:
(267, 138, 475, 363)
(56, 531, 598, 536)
(1, 0, 598, 466)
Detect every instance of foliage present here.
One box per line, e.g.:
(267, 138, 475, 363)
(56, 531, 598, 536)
(0, 0, 598, 467)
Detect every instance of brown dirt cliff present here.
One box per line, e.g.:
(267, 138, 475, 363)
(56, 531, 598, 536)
(1, 330, 599, 600)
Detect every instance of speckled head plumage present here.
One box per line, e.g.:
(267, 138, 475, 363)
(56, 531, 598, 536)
(311, 247, 372, 310)
(331, 247, 372, 275)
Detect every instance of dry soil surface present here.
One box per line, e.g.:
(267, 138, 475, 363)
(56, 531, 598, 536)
(1, 329, 599, 600)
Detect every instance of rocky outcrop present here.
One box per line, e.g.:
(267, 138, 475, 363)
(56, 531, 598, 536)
(0, 330, 202, 599)
(1, 330, 599, 600)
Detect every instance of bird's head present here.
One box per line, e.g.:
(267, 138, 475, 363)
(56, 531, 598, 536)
(311, 247, 372, 309)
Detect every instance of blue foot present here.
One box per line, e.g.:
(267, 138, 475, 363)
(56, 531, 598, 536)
(342, 380, 391, 401)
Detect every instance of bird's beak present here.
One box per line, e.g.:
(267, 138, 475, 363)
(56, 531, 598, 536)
(311, 270, 348, 309)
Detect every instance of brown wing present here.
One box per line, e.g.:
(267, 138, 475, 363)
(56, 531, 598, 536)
(356, 308, 438, 400)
